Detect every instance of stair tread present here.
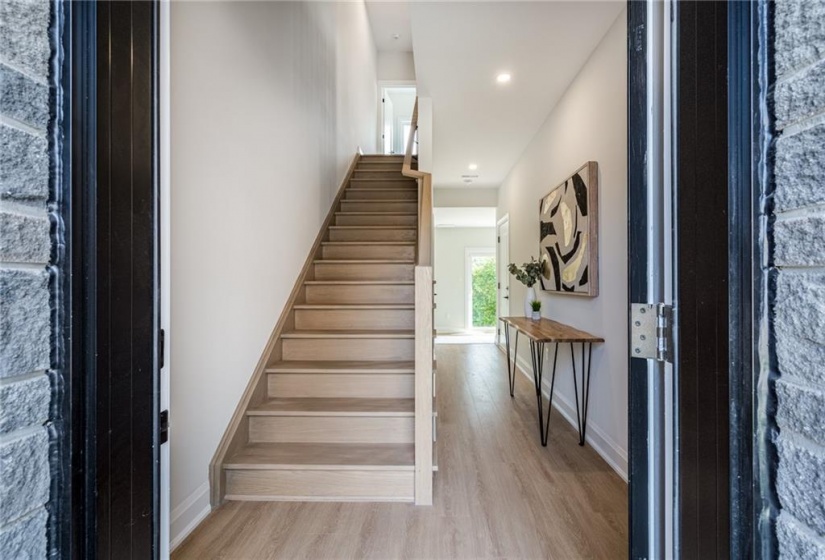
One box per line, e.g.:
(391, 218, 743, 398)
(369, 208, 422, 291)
(350, 178, 414, 182)
(342, 199, 417, 203)
(329, 225, 416, 229)
(267, 360, 414, 374)
(281, 330, 414, 339)
(335, 212, 417, 216)
(294, 304, 414, 310)
(321, 241, 416, 245)
(248, 397, 414, 416)
(314, 259, 414, 264)
(225, 442, 414, 470)
(304, 280, 414, 285)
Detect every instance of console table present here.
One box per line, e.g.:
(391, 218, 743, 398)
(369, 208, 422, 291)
(499, 317, 604, 447)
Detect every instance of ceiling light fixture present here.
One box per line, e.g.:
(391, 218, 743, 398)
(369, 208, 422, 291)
(496, 73, 512, 84)
(468, 163, 478, 170)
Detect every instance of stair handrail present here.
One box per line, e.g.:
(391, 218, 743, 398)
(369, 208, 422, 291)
(402, 98, 434, 505)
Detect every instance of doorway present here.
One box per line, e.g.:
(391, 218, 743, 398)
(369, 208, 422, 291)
(465, 248, 497, 333)
(496, 215, 510, 347)
(380, 85, 416, 155)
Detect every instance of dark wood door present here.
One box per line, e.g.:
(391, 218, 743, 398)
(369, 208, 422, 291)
(675, 2, 730, 557)
(627, 1, 731, 558)
(95, 2, 159, 557)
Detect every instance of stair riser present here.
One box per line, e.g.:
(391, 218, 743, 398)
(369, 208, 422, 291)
(329, 229, 416, 242)
(268, 373, 414, 398)
(225, 469, 413, 501)
(314, 263, 413, 281)
(294, 308, 414, 330)
(357, 163, 404, 170)
(359, 155, 404, 163)
(305, 284, 414, 305)
(349, 179, 417, 189)
(282, 338, 415, 361)
(334, 214, 417, 227)
(248, 416, 414, 444)
(353, 170, 406, 179)
(345, 189, 418, 200)
(340, 201, 418, 213)
(321, 244, 415, 259)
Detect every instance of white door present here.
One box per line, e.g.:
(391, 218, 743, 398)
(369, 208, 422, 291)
(496, 216, 510, 346)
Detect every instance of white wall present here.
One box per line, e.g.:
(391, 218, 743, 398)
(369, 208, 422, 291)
(497, 11, 628, 477)
(434, 227, 497, 332)
(435, 187, 499, 208)
(169, 1, 377, 546)
(377, 51, 416, 82)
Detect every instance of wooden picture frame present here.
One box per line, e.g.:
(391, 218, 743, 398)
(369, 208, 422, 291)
(538, 161, 599, 297)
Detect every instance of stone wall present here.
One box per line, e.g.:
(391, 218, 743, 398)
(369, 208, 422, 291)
(0, 0, 56, 557)
(772, 0, 825, 557)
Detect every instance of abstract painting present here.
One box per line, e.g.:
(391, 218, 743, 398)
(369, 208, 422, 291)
(538, 161, 599, 296)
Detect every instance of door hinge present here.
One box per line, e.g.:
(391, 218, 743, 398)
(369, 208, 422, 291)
(159, 409, 169, 445)
(630, 303, 673, 363)
(497, 236, 500, 243)
(159, 328, 166, 369)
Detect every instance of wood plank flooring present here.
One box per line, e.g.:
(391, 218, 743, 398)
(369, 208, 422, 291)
(173, 344, 628, 559)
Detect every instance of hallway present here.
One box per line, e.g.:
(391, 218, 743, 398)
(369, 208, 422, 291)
(173, 344, 627, 559)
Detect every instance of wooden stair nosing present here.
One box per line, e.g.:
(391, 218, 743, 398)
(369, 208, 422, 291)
(313, 259, 414, 264)
(247, 397, 414, 417)
(304, 280, 415, 285)
(224, 442, 414, 471)
(266, 360, 415, 374)
(280, 330, 414, 339)
(293, 304, 414, 310)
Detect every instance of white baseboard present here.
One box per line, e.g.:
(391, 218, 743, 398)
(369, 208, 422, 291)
(170, 481, 211, 552)
(512, 354, 628, 481)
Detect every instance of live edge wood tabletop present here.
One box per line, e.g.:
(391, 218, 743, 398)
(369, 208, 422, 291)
(499, 316, 604, 447)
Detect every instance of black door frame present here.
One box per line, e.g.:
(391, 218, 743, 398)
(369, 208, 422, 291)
(628, 0, 774, 557)
(60, 1, 161, 557)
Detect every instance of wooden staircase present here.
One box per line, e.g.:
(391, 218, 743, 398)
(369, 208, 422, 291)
(210, 154, 435, 504)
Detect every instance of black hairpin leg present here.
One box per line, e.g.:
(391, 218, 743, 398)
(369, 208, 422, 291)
(503, 324, 518, 397)
(570, 342, 594, 446)
(529, 341, 560, 447)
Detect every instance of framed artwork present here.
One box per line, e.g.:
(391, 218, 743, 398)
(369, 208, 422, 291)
(538, 161, 599, 297)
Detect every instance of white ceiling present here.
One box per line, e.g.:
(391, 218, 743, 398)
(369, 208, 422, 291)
(409, 2, 624, 188)
(434, 207, 497, 228)
(365, 2, 413, 51)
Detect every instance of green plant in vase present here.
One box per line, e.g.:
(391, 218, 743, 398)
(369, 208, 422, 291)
(508, 257, 543, 317)
(530, 299, 542, 321)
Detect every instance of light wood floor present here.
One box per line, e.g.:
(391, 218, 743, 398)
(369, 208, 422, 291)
(173, 344, 628, 559)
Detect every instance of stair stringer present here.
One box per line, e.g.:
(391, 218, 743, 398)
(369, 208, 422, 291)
(208, 154, 361, 507)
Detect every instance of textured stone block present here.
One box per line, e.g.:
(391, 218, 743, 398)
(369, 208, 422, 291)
(776, 434, 825, 535)
(0, 123, 49, 204)
(777, 379, 825, 447)
(0, 209, 50, 263)
(0, 428, 49, 526)
(775, 214, 825, 267)
(774, 270, 825, 344)
(775, 0, 825, 78)
(777, 334, 825, 389)
(777, 512, 825, 560)
(0, 268, 50, 378)
(0, 374, 49, 434)
(775, 122, 825, 211)
(0, 507, 47, 560)
(775, 59, 825, 129)
(0, 63, 49, 129)
(0, 0, 51, 79)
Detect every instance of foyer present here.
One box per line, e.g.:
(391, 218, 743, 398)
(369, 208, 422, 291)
(173, 344, 627, 559)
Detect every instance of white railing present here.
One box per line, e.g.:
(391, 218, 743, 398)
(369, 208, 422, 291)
(402, 99, 434, 505)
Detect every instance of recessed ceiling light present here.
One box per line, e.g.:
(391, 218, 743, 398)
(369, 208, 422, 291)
(468, 163, 478, 170)
(496, 73, 512, 84)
